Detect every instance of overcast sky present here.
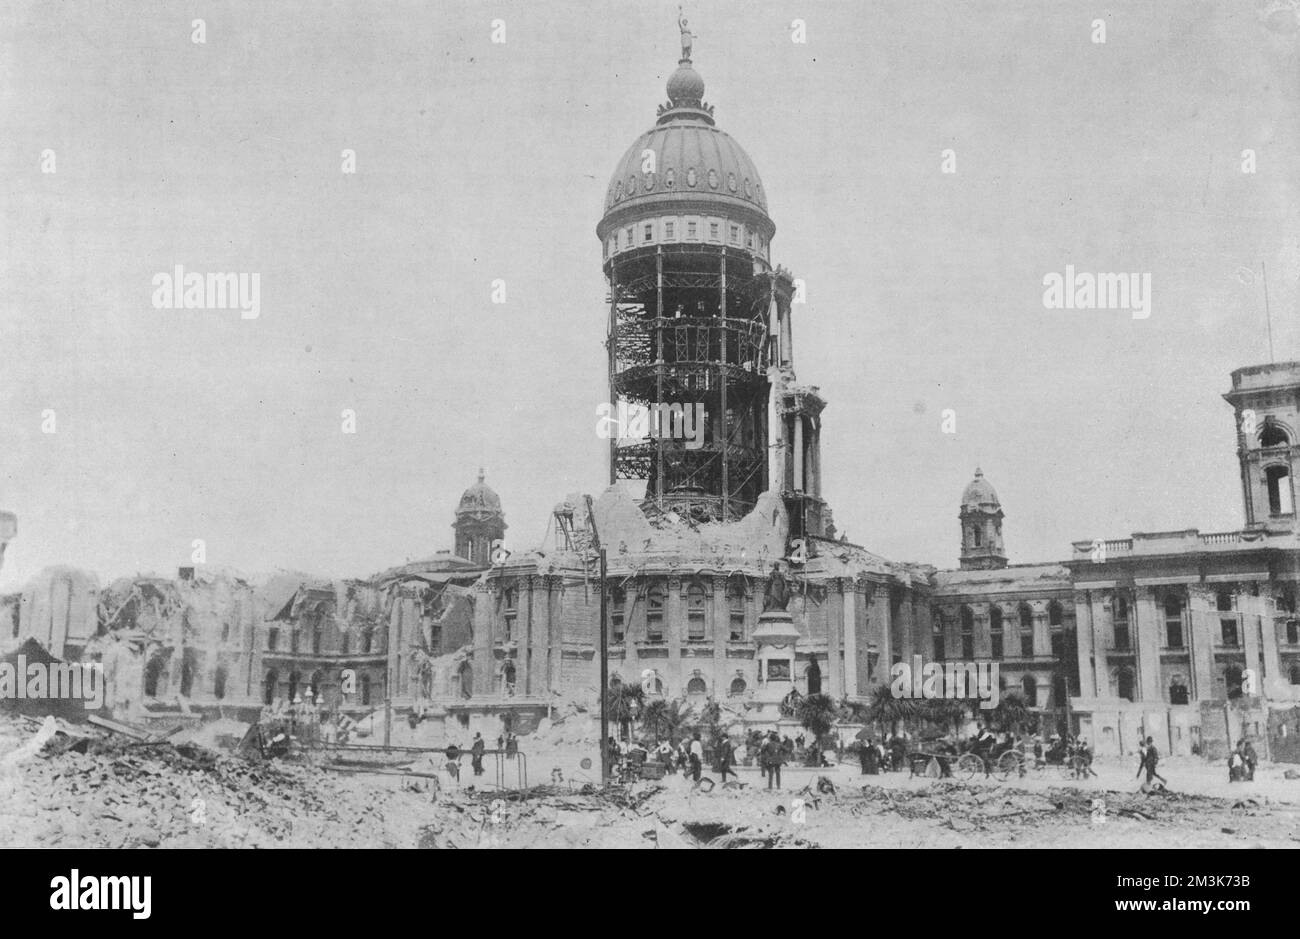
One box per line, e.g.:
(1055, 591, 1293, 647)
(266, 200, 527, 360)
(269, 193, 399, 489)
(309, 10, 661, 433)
(1, 0, 1297, 590)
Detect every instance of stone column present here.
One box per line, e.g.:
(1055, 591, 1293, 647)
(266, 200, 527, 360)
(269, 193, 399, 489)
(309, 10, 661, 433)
(840, 579, 857, 698)
(666, 575, 682, 696)
(711, 575, 728, 697)
(1187, 586, 1216, 702)
(1255, 592, 1285, 696)
(974, 606, 992, 659)
(793, 415, 804, 491)
(868, 580, 889, 689)
(1133, 587, 1162, 702)
(1239, 585, 1263, 695)
(1076, 591, 1098, 699)
(899, 591, 916, 665)
(472, 582, 495, 699)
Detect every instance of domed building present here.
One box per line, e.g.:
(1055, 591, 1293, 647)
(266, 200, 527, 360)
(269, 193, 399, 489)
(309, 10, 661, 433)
(453, 469, 507, 566)
(959, 468, 1007, 571)
(597, 29, 826, 535)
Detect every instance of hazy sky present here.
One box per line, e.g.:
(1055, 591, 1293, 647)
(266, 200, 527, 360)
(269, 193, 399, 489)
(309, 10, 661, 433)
(1, 0, 1298, 591)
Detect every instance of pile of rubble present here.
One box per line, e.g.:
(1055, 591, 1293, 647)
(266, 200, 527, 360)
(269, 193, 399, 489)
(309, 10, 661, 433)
(0, 715, 405, 848)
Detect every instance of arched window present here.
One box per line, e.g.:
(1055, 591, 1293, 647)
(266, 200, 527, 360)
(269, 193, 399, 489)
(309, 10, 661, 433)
(960, 606, 975, 658)
(1260, 422, 1290, 447)
(971, 526, 982, 547)
(457, 661, 473, 699)
(144, 655, 165, 697)
(503, 587, 518, 639)
(1048, 601, 1063, 626)
(263, 669, 278, 705)
(213, 665, 228, 700)
(1052, 674, 1067, 706)
(727, 578, 746, 641)
(932, 617, 945, 660)
(1266, 465, 1294, 515)
(1168, 676, 1189, 705)
(686, 676, 707, 696)
(646, 585, 665, 641)
(288, 671, 300, 703)
(989, 607, 1004, 658)
(1021, 675, 1038, 706)
(1216, 590, 1234, 612)
(309, 669, 323, 701)
(179, 650, 197, 698)
(1019, 604, 1035, 656)
(361, 627, 373, 655)
(502, 661, 516, 695)
(687, 583, 707, 641)
(806, 660, 822, 695)
(1116, 666, 1135, 702)
(729, 676, 747, 696)
(1164, 595, 1184, 649)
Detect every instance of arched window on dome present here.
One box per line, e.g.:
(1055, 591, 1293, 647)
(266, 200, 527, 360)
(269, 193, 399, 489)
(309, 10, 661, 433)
(1260, 422, 1289, 448)
(729, 676, 747, 697)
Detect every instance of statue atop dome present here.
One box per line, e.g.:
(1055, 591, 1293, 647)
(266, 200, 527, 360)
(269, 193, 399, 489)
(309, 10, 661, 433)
(678, 9, 695, 62)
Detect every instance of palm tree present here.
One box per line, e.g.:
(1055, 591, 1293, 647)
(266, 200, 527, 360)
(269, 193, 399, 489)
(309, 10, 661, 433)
(795, 692, 838, 747)
(866, 684, 916, 737)
(920, 697, 967, 735)
(604, 683, 644, 741)
(640, 697, 685, 745)
(990, 691, 1034, 734)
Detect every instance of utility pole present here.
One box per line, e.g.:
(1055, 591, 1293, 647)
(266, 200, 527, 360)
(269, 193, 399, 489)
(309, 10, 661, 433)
(584, 495, 609, 785)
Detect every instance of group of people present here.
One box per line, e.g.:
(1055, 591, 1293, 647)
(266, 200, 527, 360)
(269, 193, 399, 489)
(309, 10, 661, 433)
(1228, 738, 1257, 783)
(856, 733, 909, 775)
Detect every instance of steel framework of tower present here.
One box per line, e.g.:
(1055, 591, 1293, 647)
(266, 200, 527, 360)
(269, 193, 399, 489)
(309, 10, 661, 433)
(605, 243, 776, 522)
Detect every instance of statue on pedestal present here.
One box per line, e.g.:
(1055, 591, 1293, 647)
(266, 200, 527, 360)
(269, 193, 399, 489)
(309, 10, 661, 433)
(763, 562, 791, 612)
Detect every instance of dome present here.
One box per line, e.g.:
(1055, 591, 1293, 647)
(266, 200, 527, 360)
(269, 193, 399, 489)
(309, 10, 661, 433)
(598, 53, 772, 239)
(961, 468, 1000, 508)
(456, 469, 503, 519)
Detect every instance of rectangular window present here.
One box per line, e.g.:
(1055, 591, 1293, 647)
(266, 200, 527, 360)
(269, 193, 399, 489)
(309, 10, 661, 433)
(1114, 624, 1130, 651)
(643, 223, 653, 243)
(1220, 618, 1238, 647)
(611, 611, 624, 644)
(961, 634, 974, 659)
(1050, 631, 1064, 658)
(933, 634, 945, 660)
(991, 632, 1003, 658)
(729, 224, 740, 244)
(708, 221, 720, 241)
(1020, 630, 1034, 657)
(688, 610, 705, 641)
(664, 221, 675, 240)
(267, 627, 278, 652)
(623, 227, 632, 248)
(747, 231, 756, 249)
(687, 220, 697, 239)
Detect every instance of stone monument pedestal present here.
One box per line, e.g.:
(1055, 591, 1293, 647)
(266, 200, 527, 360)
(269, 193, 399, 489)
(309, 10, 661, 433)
(748, 608, 801, 725)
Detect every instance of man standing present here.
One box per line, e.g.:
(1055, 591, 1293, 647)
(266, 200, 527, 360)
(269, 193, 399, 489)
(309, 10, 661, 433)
(471, 732, 486, 777)
(1141, 736, 1167, 788)
(689, 732, 704, 785)
(761, 731, 783, 790)
(717, 736, 737, 784)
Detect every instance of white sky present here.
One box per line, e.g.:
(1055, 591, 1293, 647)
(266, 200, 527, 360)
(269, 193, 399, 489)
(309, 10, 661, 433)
(1, 0, 1298, 590)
